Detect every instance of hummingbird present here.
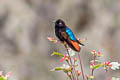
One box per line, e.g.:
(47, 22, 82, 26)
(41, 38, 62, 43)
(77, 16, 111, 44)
(55, 19, 84, 52)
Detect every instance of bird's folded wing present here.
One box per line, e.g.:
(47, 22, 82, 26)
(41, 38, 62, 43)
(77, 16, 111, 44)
(68, 38, 80, 52)
(61, 32, 80, 52)
(61, 32, 68, 40)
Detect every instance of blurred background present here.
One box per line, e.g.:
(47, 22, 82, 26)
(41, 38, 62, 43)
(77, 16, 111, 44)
(0, 0, 120, 80)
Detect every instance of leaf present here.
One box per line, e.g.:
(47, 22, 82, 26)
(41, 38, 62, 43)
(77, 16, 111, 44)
(50, 67, 63, 71)
(89, 76, 94, 79)
(0, 76, 7, 80)
(51, 52, 64, 57)
(93, 63, 103, 69)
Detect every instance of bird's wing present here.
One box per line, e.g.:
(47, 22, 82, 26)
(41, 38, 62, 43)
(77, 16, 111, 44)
(61, 31, 80, 52)
(65, 27, 76, 41)
(67, 38, 80, 52)
(66, 27, 84, 46)
(76, 39, 85, 46)
(61, 32, 68, 40)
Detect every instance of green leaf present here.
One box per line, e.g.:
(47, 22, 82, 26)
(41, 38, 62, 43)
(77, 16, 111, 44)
(50, 67, 63, 71)
(51, 52, 64, 57)
(93, 63, 103, 69)
(0, 76, 7, 80)
(89, 76, 94, 79)
(95, 60, 100, 63)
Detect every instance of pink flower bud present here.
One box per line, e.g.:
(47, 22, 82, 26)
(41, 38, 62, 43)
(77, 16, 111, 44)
(97, 51, 103, 57)
(104, 61, 112, 67)
(0, 71, 3, 76)
(5, 72, 11, 78)
(91, 50, 97, 56)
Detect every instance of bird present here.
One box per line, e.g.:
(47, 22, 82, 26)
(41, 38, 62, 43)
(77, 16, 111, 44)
(55, 19, 84, 52)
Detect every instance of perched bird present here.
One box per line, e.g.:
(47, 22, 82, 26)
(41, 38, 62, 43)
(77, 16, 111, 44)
(55, 19, 84, 52)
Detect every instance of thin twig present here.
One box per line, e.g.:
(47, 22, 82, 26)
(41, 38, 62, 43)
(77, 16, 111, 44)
(91, 55, 96, 77)
(64, 43, 78, 80)
(76, 72, 79, 80)
(66, 49, 77, 80)
(105, 69, 108, 80)
(90, 69, 94, 80)
(78, 52, 85, 80)
(67, 72, 72, 80)
(91, 69, 94, 76)
(66, 60, 74, 80)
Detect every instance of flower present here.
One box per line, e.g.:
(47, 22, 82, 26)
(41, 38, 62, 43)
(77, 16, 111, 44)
(68, 48, 76, 57)
(104, 61, 112, 67)
(62, 64, 70, 69)
(77, 38, 87, 42)
(109, 77, 120, 80)
(0, 71, 3, 76)
(110, 62, 120, 70)
(74, 57, 78, 63)
(47, 37, 61, 43)
(5, 72, 11, 78)
(90, 60, 95, 66)
(97, 51, 103, 57)
(60, 55, 66, 62)
(91, 50, 97, 56)
(91, 50, 103, 57)
(90, 60, 95, 68)
(60, 54, 70, 62)
(0, 71, 11, 80)
(103, 61, 112, 70)
(75, 70, 81, 76)
(62, 64, 71, 72)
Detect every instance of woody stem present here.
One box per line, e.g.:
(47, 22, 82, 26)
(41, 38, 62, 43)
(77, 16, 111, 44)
(64, 44, 78, 80)
(78, 52, 85, 80)
(91, 55, 96, 77)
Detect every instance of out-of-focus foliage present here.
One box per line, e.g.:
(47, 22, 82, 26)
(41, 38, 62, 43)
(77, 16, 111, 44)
(0, 71, 11, 80)
(0, 0, 120, 80)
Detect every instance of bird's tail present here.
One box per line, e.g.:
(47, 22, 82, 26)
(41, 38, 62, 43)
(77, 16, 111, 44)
(66, 39, 80, 52)
(76, 40, 85, 46)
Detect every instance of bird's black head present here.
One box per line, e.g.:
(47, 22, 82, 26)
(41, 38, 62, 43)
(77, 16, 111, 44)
(55, 19, 65, 28)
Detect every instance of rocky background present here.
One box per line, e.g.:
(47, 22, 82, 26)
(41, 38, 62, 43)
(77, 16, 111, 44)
(0, 0, 120, 80)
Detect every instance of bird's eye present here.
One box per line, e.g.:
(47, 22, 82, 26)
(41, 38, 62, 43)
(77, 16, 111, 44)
(59, 22, 62, 24)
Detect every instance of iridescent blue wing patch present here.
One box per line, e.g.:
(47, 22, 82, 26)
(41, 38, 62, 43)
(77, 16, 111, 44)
(65, 27, 76, 41)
